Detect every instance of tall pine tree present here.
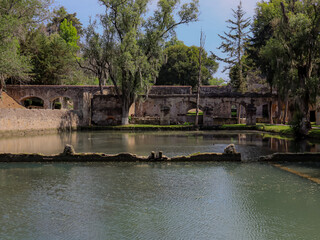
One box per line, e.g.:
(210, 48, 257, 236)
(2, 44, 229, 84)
(216, 1, 250, 92)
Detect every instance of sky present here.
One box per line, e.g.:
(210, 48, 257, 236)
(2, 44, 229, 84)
(53, 0, 260, 80)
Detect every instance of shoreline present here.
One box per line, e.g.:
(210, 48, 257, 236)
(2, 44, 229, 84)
(1, 123, 320, 140)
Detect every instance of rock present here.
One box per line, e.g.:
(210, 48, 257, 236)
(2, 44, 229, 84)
(149, 151, 156, 159)
(224, 144, 237, 154)
(63, 144, 75, 155)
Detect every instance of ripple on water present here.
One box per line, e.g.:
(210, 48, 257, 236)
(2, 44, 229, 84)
(1, 162, 320, 240)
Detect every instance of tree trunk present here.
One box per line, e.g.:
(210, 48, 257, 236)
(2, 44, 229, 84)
(277, 97, 282, 124)
(99, 78, 103, 95)
(237, 104, 241, 124)
(0, 76, 4, 98)
(122, 104, 130, 125)
(297, 66, 311, 136)
(283, 99, 288, 124)
(269, 101, 273, 124)
(195, 31, 204, 127)
(269, 86, 273, 124)
(195, 85, 200, 127)
(121, 91, 135, 125)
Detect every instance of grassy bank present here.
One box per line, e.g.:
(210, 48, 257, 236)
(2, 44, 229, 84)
(217, 123, 293, 135)
(307, 129, 320, 139)
(82, 123, 294, 135)
(81, 124, 195, 131)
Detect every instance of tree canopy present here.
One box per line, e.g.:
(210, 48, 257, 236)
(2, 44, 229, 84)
(156, 44, 218, 88)
(216, 1, 250, 92)
(88, 0, 199, 124)
(249, 0, 320, 135)
(0, 0, 51, 92)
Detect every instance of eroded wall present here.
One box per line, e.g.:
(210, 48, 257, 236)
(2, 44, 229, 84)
(0, 109, 80, 132)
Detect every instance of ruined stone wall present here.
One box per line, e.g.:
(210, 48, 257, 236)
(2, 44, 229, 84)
(91, 95, 122, 125)
(5, 85, 278, 127)
(149, 86, 192, 95)
(0, 109, 80, 132)
(134, 95, 271, 125)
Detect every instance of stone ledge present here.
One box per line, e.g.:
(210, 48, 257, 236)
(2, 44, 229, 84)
(0, 152, 241, 163)
(259, 153, 320, 162)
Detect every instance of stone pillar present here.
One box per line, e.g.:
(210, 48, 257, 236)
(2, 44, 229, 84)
(246, 100, 257, 126)
(203, 107, 214, 127)
(43, 99, 51, 109)
(81, 92, 92, 126)
(160, 106, 170, 125)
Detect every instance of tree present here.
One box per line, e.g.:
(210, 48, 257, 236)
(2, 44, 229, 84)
(208, 77, 227, 86)
(93, 0, 199, 124)
(0, 40, 31, 94)
(195, 30, 205, 127)
(156, 44, 218, 87)
(248, 0, 286, 124)
(250, 0, 320, 135)
(60, 19, 80, 51)
(216, 1, 250, 92)
(47, 7, 83, 35)
(23, 29, 80, 85)
(78, 21, 116, 94)
(0, 0, 52, 94)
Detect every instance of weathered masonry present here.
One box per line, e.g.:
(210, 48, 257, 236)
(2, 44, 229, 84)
(132, 86, 275, 126)
(6, 85, 115, 126)
(5, 85, 281, 127)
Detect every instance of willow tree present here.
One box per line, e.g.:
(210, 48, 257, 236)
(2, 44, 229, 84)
(97, 0, 199, 124)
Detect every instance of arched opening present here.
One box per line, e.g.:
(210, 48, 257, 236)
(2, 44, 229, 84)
(22, 97, 44, 109)
(186, 108, 203, 125)
(51, 97, 74, 110)
(187, 108, 203, 116)
(231, 105, 237, 118)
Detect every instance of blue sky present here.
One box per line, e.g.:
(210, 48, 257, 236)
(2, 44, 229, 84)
(54, 0, 260, 80)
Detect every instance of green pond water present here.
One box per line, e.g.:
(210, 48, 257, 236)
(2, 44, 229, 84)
(1, 131, 320, 239)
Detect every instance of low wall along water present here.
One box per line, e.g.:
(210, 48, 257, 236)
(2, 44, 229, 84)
(0, 109, 80, 133)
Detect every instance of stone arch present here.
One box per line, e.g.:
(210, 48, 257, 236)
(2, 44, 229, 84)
(20, 96, 45, 109)
(228, 100, 247, 120)
(175, 100, 204, 125)
(49, 96, 75, 110)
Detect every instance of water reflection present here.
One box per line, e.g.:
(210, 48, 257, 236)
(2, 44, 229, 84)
(1, 131, 320, 160)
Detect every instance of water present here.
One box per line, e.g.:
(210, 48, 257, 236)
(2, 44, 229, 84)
(0, 162, 320, 240)
(1, 130, 320, 160)
(1, 131, 320, 239)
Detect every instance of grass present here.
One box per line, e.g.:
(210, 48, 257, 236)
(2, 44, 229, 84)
(261, 133, 294, 141)
(82, 124, 195, 131)
(84, 123, 320, 139)
(219, 123, 293, 135)
(307, 129, 320, 139)
(256, 124, 293, 135)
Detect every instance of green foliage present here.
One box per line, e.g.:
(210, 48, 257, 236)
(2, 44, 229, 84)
(0, 39, 31, 82)
(60, 19, 80, 51)
(47, 7, 83, 35)
(208, 77, 227, 86)
(249, 0, 320, 135)
(94, 0, 199, 124)
(290, 111, 305, 139)
(23, 30, 79, 85)
(216, 1, 250, 92)
(157, 44, 218, 87)
(0, 0, 51, 86)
